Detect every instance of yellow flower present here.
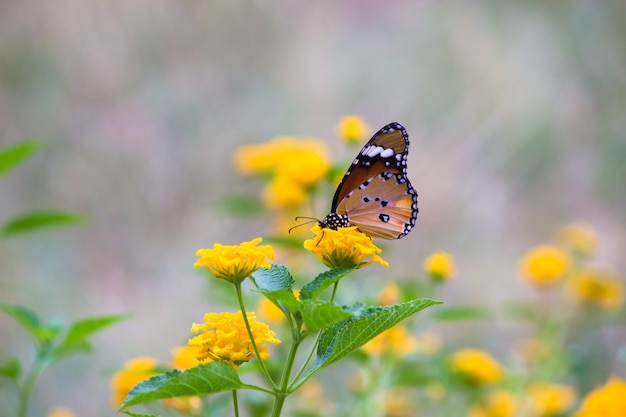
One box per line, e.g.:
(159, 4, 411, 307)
(528, 383, 576, 416)
(110, 357, 159, 407)
(378, 282, 401, 305)
(423, 250, 456, 280)
(555, 223, 597, 256)
(47, 408, 76, 417)
(262, 175, 307, 209)
(568, 269, 624, 311)
(188, 311, 281, 366)
(450, 349, 503, 384)
(257, 296, 287, 325)
(519, 245, 570, 286)
(194, 237, 274, 284)
(362, 325, 419, 356)
(234, 136, 329, 176)
(170, 345, 202, 370)
(304, 224, 388, 269)
(275, 149, 329, 187)
(336, 115, 370, 144)
(573, 377, 626, 417)
(468, 390, 518, 417)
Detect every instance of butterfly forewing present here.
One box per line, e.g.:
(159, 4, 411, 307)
(320, 121, 418, 240)
(331, 123, 409, 209)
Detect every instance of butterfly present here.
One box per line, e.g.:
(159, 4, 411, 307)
(319, 122, 418, 239)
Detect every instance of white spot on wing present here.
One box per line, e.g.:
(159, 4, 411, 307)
(380, 148, 394, 158)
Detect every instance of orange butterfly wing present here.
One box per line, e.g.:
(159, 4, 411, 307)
(323, 122, 418, 240)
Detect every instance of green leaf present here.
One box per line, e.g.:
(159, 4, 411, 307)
(214, 196, 266, 218)
(122, 413, 160, 417)
(299, 300, 353, 332)
(0, 141, 44, 177)
(430, 305, 491, 321)
(121, 361, 243, 409)
(306, 298, 442, 378)
(61, 314, 131, 348)
(299, 267, 354, 300)
(0, 303, 41, 340)
(252, 265, 300, 313)
(0, 357, 22, 381)
(1, 210, 88, 236)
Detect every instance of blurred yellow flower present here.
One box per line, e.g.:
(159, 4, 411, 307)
(468, 390, 518, 417)
(379, 282, 401, 305)
(304, 225, 389, 269)
(194, 237, 274, 284)
(262, 175, 307, 209)
(555, 223, 597, 256)
(336, 115, 370, 144)
(170, 345, 202, 370)
(568, 269, 624, 311)
(257, 296, 286, 325)
(189, 311, 281, 366)
(110, 357, 159, 407)
(423, 250, 456, 280)
(528, 383, 576, 416)
(415, 331, 443, 355)
(47, 407, 76, 417)
(362, 325, 419, 356)
(234, 136, 329, 176)
(275, 149, 329, 187)
(450, 349, 503, 384)
(573, 377, 626, 417)
(519, 245, 570, 286)
(383, 387, 416, 417)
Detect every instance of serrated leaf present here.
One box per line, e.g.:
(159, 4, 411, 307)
(252, 265, 299, 313)
(121, 361, 243, 410)
(1, 210, 88, 236)
(299, 300, 353, 331)
(0, 141, 44, 177)
(299, 267, 354, 300)
(306, 299, 441, 378)
(430, 305, 491, 321)
(0, 303, 41, 340)
(0, 357, 22, 381)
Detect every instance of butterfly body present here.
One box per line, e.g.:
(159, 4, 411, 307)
(319, 122, 418, 239)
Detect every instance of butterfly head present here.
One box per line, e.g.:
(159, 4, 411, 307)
(319, 212, 351, 231)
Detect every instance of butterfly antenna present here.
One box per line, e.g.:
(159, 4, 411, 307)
(288, 216, 320, 234)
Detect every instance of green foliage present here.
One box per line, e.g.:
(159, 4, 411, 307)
(298, 300, 353, 331)
(0, 141, 43, 177)
(430, 305, 491, 321)
(121, 362, 244, 410)
(299, 267, 354, 300)
(252, 265, 299, 314)
(1, 210, 88, 236)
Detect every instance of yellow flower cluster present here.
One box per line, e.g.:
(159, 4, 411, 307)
(189, 311, 281, 366)
(304, 225, 388, 269)
(423, 250, 456, 280)
(519, 245, 570, 286)
(110, 357, 160, 407)
(528, 383, 576, 416)
(336, 115, 370, 144)
(468, 390, 518, 417)
(194, 237, 274, 284)
(362, 325, 419, 357)
(233, 136, 330, 210)
(450, 349, 503, 384)
(573, 377, 626, 417)
(568, 269, 624, 311)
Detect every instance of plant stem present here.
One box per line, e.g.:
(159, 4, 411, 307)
(18, 355, 47, 417)
(232, 390, 240, 417)
(234, 283, 278, 390)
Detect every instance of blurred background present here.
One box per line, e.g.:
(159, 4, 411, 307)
(1, 1, 625, 415)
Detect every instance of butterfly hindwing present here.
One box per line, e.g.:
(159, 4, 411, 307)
(320, 122, 418, 240)
(336, 172, 417, 239)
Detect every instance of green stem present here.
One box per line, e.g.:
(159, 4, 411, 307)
(234, 283, 278, 390)
(289, 331, 321, 390)
(232, 390, 240, 417)
(18, 353, 48, 417)
(270, 336, 301, 417)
